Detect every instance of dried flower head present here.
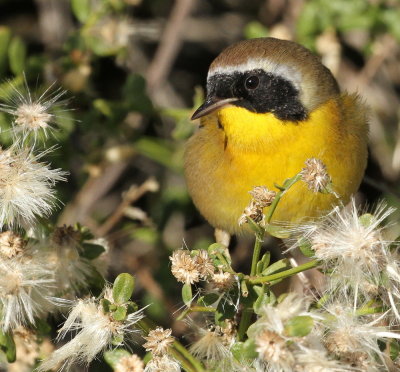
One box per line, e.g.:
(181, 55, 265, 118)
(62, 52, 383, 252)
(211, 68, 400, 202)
(0, 79, 67, 140)
(238, 186, 276, 226)
(38, 297, 145, 371)
(52, 225, 82, 247)
(300, 158, 331, 193)
(144, 354, 180, 372)
(0, 231, 25, 258)
(249, 186, 276, 208)
(143, 327, 174, 356)
(211, 270, 235, 291)
(0, 145, 67, 228)
(195, 249, 215, 278)
(170, 250, 201, 285)
(238, 200, 264, 226)
(115, 354, 144, 372)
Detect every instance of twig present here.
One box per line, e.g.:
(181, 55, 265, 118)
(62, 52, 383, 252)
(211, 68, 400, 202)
(97, 177, 159, 236)
(58, 161, 129, 226)
(146, 0, 196, 95)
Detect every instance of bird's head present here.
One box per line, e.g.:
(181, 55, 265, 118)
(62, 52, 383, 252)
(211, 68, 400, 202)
(192, 38, 340, 127)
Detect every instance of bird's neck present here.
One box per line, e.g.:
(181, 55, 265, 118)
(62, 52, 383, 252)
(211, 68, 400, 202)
(200, 99, 342, 154)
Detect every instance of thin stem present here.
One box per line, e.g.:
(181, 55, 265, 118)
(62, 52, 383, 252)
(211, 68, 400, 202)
(169, 347, 197, 372)
(265, 174, 301, 223)
(250, 233, 264, 276)
(249, 259, 319, 284)
(177, 306, 216, 321)
(238, 307, 253, 341)
(239, 174, 304, 342)
(173, 340, 206, 372)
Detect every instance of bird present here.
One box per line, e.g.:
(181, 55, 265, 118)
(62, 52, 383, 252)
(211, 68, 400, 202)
(184, 37, 368, 236)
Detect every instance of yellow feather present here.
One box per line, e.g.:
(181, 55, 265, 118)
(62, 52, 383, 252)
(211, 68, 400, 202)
(184, 94, 368, 234)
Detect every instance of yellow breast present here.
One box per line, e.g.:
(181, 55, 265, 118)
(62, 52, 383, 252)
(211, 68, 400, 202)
(184, 94, 368, 234)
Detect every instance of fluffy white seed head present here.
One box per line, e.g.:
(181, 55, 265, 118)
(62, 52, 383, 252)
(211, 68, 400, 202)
(144, 354, 180, 372)
(0, 145, 67, 229)
(190, 325, 233, 362)
(0, 79, 67, 140)
(294, 348, 355, 372)
(38, 298, 145, 371)
(321, 301, 400, 370)
(288, 199, 395, 299)
(0, 257, 54, 331)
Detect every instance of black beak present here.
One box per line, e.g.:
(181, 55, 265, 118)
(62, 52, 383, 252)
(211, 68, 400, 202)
(191, 97, 238, 120)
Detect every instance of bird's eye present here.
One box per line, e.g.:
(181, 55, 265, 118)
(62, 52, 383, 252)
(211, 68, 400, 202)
(245, 75, 259, 90)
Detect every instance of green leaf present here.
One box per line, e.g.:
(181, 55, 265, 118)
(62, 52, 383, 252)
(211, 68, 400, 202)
(359, 213, 375, 228)
(264, 223, 290, 239)
(123, 74, 153, 114)
(215, 300, 236, 324)
(101, 298, 112, 313)
(207, 243, 231, 266)
(112, 334, 124, 346)
(0, 26, 11, 75)
(231, 339, 258, 360)
(112, 306, 127, 321)
(390, 339, 400, 361)
(93, 99, 113, 117)
(256, 260, 264, 275)
(198, 293, 220, 307)
(253, 285, 275, 314)
(262, 259, 290, 276)
(284, 315, 314, 337)
(182, 283, 193, 306)
(126, 301, 139, 314)
(260, 252, 271, 272)
(133, 137, 179, 172)
(71, 0, 91, 23)
(77, 224, 94, 240)
(298, 238, 315, 258)
(0, 330, 16, 363)
(86, 267, 106, 297)
(104, 348, 131, 369)
(113, 273, 135, 304)
(208, 243, 226, 256)
(81, 243, 106, 260)
(244, 21, 268, 39)
(35, 318, 52, 338)
(8, 36, 26, 75)
(382, 8, 400, 41)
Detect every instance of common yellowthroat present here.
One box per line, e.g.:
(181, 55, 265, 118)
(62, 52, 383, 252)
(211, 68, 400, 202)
(184, 37, 368, 235)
